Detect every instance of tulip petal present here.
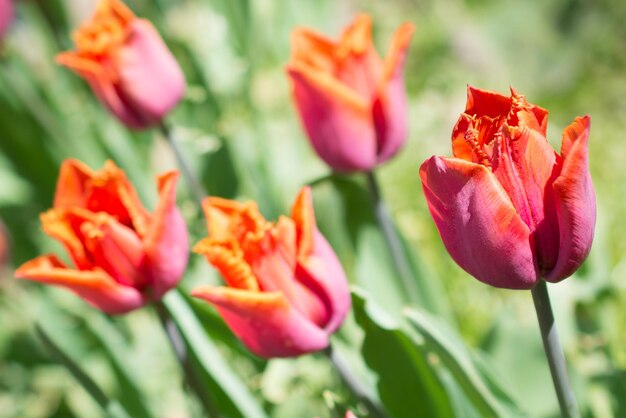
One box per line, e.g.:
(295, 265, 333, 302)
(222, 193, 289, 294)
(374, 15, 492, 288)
(492, 127, 560, 272)
(290, 27, 339, 76)
(194, 238, 260, 291)
(287, 63, 377, 172)
(335, 15, 383, 99)
(244, 217, 329, 327)
(545, 116, 596, 282)
(80, 214, 146, 288)
(115, 20, 185, 127)
(465, 86, 512, 119)
(41, 208, 94, 270)
(15, 255, 145, 314)
(420, 156, 538, 289)
(53, 159, 94, 209)
(143, 171, 188, 298)
(372, 22, 415, 163)
(53, 160, 151, 237)
(191, 286, 329, 358)
(291, 187, 350, 333)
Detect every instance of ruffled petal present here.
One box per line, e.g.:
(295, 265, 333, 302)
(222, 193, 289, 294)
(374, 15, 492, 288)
(142, 171, 188, 298)
(114, 20, 185, 127)
(420, 156, 539, 289)
(291, 187, 350, 333)
(53, 160, 151, 236)
(545, 116, 596, 282)
(287, 63, 376, 172)
(243, 217, 328, 327)
(372, 22, 414, 163)
(15, 255, 145, 314)
(190, 286, 329, 358)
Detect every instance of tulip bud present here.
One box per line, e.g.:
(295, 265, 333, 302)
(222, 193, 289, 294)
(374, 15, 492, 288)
(287, 15, 415, 173)
(420, 86, 596, 289)
(56, 0, 185, 129)
(16, 159, 189, 314)
(192, 187, 351, 358)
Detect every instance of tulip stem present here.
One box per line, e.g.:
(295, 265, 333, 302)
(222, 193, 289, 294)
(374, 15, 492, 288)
(153, 301, 219, 417)
(365, 170, 420, 305)
(324, 345, 387, 418)
(158, 121, 207, 208)
(531, 280, 580, 418)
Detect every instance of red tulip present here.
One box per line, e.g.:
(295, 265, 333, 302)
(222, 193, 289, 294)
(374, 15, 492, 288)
(420, 86, 596, 289)
(192, 187, 350, 358)
(56, 0, 185, 129)
(16, 159, 189, 314)
(0, 0, 13, 39)
(287, 15, 415, 173)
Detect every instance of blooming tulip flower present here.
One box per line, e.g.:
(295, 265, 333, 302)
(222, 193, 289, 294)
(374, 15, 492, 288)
(16, 159, 189, 314)
(192, 187, 350, 358)
(287, 15, 415, 173)
(0, 0, 13, 40)
(420, 86, 596, 289)
(56, 0, 185, 129)
(0, 219, 9, 268)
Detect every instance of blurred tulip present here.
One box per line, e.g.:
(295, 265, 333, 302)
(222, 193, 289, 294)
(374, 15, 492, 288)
(192, 187, 350, 358)
(0, 0, 13, 40)
(287, 15, 415, 172)
(420, 86, 596, 289)
(0, 219, 9, 268)
(16, 159, 189, 314)
(56, 0, 185, 129)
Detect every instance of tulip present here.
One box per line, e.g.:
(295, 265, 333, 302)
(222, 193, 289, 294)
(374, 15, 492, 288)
(0, 219, 9, 268)
(56, 0, 185, 129)
(286, 15, 415, 173)
(0, 0, 13, 40)
(16, 159, 189, 314)
(420, 86, 596, 289)
(192, 187, 350, 358)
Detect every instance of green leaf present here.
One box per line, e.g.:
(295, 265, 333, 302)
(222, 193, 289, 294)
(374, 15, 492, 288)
(352, 289, 454, 418)
(84, 313, 155, 418)
(36, 321, 132, 418)
(163, 290, 269, 418)
(404, 309, 527, 418)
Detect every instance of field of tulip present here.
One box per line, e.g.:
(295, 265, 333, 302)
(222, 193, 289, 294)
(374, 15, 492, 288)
(1, 0, 626, 417)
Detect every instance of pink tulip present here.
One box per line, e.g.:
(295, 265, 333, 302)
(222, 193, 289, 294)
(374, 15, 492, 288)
(16, 159, 189, 314)
(56, 0, 185, 129)
(0, 0, 13, 39)
(420, 86, 596, 289)
(287, 15, 415, 173)
(192, 187, 351, 358)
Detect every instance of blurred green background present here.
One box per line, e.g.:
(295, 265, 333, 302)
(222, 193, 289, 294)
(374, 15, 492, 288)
(1, 0, 625, 417)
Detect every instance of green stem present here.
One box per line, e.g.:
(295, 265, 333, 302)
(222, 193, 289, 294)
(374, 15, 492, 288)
(365, 170, 420, 304)
(153, 301, 219, 417)
(158, 121, 207, 208)
(324, 345, 387, 418)
(531, 281, 580, 418)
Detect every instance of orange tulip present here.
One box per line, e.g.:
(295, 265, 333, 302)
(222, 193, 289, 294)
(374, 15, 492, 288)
(16, 159, 189, 314)
(287, 15, 415, 172)
(192, 188, 351, 358)
(57, 0, 185, 129)
(420, 87, 596, 289)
